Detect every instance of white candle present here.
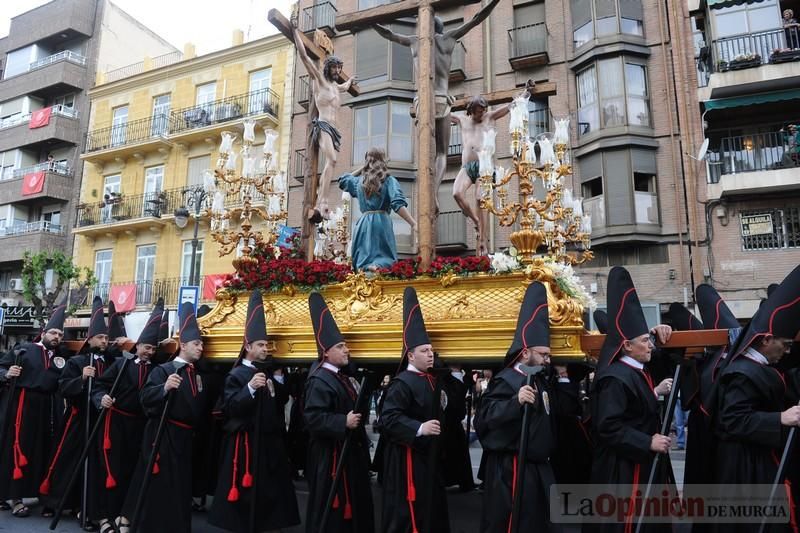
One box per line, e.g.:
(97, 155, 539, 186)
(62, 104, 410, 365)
(573, 198, 583, 217)
(482, 129, 497, 157)
(342, 190, 352, 201)
(524, 141, 536, 163)
(273, 172, 286, 193)
(478, 148, 494, 177)
(554, 117, 570, 146)
(581, 214, 592, 233)
(202, 169, 216, 193)
(243, 119, 257, 143)
(263, 128, 278, 155)
(219, 131, 236, 155)
(539, 138, 555, 166)
(225, 152, 237, 172)
(563, 188, 573, 209)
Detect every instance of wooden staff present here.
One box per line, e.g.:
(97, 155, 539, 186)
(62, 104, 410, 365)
(319, 373, 370, 532)
(129, 361, 190, 533)
(758, 401, 800, 533)
(248, 360, 274, 533)
(50, 351, 136, 530)
(510, 364, 545, 533)
(635, 363, 682, 533)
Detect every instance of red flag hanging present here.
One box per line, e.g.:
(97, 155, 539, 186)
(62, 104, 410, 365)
(203, 274, 228, 300)
(29, 107, 52, 129)
(21, 171, 45, 196)
(110, 284, 136, 313)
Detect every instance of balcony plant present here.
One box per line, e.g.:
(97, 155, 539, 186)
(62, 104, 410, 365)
(726, 53, 762, 71)
(770, 47, 800, 63)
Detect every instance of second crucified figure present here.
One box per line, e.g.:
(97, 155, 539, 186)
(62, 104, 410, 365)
(293, 26, 356, 224)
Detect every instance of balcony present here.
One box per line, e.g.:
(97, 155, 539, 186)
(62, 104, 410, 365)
(298, 75, 310, 110)
(82, 114, 173, 164)
(0, 51, 88, 102)
(0, 105, 81, 153)
(702, 27, 800, 99)
(301, 2, 338, 36)
(72, 191, 169, 239)
(448, 124, 462, 162)
(104, 51, 183, 83)
(0, 162, 74, 204)
(4, 0, 96, 52)
(89, 276, 215, 308)
(436, 210, 468, 250)
(450, 42, 467, 83)
(169, 87, 280, 143)
(706, 130, 800, 197)
(508, 23, 549, 70)
(0, 221, 66, 263)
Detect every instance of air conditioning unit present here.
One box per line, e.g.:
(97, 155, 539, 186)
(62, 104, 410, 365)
(1, 298, 18, 307)
(8, 278, 23, 291)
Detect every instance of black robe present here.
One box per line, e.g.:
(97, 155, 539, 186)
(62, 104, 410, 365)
(39, 352, 109, 514)
(475, 367, 560, 533)
(121, 360, 207, 533)
(440, 373, 475, 490)
(551, 377, 593, 485)
(0, 343, 64, 501)
(303, 365, 374, 533)
(590, 360, 672, 533)
(380, 370, 450, 533)
(208, 364, 300, 532)
(89, 357, 152, 520)
(714, 355, 795, 532)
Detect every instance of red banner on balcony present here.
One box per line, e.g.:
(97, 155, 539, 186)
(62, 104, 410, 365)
(29, 107, 52, 129)
(203, 274, 228, 300)
(110, 283, 136, 312)
(21, 171, 45, 196)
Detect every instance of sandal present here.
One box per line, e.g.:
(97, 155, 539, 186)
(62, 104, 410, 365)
(41, 506, 55, 518)
(11, 502, 30, 517)
(99, 519, 118, 533)
(115, 517, 130, 533)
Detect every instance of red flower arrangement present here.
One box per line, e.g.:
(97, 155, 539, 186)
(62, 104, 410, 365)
(376, 257, 421, 280)
(426, 255, 491, 277)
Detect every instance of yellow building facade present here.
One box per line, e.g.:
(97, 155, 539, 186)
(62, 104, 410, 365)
(72, 33, 293, 326)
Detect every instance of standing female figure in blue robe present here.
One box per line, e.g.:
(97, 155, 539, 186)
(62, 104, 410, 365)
(338, 147, 417, 271)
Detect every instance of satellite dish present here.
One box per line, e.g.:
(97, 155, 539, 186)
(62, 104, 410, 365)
(697, 138, 709, 161)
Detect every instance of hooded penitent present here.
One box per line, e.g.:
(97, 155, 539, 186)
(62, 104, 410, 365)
(137, 298, 164, 346)
(308, 292, 344, 360)
(504, 282, 550, 367)
(238, 291, 268, 362)
(401, 287, 431, 368)
(87, 296, 108, 339)
(178, 301, 202, 343)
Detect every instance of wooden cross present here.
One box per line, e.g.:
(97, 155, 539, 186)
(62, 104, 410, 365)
(335, 0, 489, 270)
(268, 9, 361, 259)
(410, 83, 558, 118)
(580, 329, 731, 357)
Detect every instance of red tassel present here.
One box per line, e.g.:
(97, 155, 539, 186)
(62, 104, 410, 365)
(39, 479, 50, 495)
(152, 462, 160, 475)
(13, 467, 22, 480)
(344, 502, 352, 519)
(333, 493, 340, 509)
(227, 486, 240, 502)
(242, 473, 253, 488)
(18, 453, 27, 467)
(106, 475, 117, 489)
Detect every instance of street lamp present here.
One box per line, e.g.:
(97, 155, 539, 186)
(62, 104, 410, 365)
(174, 186, 209, 287)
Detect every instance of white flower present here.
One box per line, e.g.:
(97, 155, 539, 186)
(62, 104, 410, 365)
(489, 251, 521, 273)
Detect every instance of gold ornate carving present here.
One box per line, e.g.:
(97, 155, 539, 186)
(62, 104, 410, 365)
(444, 294, 478, 320)
(439, 271, 458, 288)
(332, 272, 401, 324)
(198, 290, 239, 332)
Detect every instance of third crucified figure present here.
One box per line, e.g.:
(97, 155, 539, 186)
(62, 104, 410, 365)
(372, 0, 500, 222)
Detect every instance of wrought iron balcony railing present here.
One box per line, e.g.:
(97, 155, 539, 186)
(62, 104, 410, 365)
(712, 26, 800, 72)
(170, 87, 280, 134)
(30, 50, 87, 71)
(706, 129, 800, 183)
(508, 23, 548, 59)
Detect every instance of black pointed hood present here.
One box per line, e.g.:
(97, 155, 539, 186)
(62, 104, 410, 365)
(308, 292, 344, 360)
(159, 308, 170, 343)
(505, 282, 550, 366)
(696, 284, 739, 330)
(138, 299, 164, 346)
(593, 309, 608, 334)
(43, 297, 67, 332)
(402, 287, 431, 363)
(108, 300, 127, 340)
(768, 283, 779, 297)
(668, 302, 704, 331)
(87, 296, 107, 339)
(178, 302, 202, 343)
(598, 267, 649, 368)
(239, 291, 268, 362)
(730, 264, 800, 361)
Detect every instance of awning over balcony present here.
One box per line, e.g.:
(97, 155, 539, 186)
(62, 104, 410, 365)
(708, 0, 767, 9)
(704, 89, 800, 110)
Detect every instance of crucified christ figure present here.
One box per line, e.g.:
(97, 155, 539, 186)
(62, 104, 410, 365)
(293, 26, 356, 224)
(372, 0, 500, 213)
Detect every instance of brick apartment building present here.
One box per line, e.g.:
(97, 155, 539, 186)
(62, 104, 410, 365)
(287, 0, 716, 324)
(0, 0, 176, 345)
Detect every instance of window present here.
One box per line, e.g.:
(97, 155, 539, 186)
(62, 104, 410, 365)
(581, 177, 605, 227)
(52, 93, 75, 111)
(0, 150, 19, 181)
(196, 82, 216, 107)
(576, 58, 650, 136)
(95, 249, 112, 301)
(111, 106, 128, 147)
(740, 207, 800, 250)
(633, 172, 657, 224)
(712, 0, 780, 61)
(187, 155, 211, 187)
(571, 0, 644, 47)
(143, 166, 164, 216)
(247, 68, 273, 115)
(135, 245, 157, 304)
(41, 209, 61, 232)
(511, 3, 547, 57)
(181, 240, 204, 284)
(151, 94, 171, 136)
(4, 45, 36, 79)
(355, 23, 414, 84)
(353, 101, 412, 163)
(104, 174, 121, 196)
(528, 99, 550, 138)
(588, 244, 668, 266)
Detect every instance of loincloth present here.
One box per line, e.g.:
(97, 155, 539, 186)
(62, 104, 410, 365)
(463, 160, 496, 184)
(309, 119, 342, 152)
(412, 94, 456, 122)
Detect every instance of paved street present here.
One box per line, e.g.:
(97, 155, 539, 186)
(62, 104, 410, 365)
(0, 440, 687, 532)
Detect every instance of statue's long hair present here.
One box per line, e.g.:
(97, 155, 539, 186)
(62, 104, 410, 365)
(362, 147, 389, 198)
